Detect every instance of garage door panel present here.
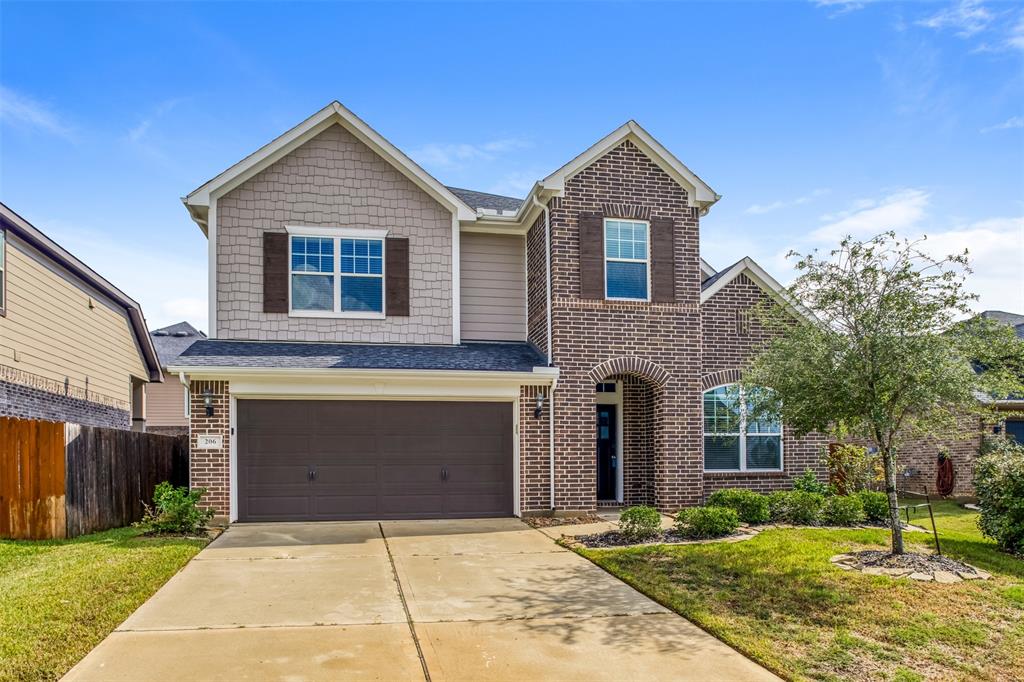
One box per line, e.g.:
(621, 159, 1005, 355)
(237, 400, 513, 522)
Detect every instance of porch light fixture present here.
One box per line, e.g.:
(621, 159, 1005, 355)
(534, 392, 546, 419)
(202, 388, 215, 417)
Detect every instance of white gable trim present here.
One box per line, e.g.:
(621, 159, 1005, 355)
(700, 258, 717, 279)
(183, 101, 477, 231)
(540, 121, 720, 211)
(700, 257, 817, 325)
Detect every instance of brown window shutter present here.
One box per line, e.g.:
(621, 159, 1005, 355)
(385, 237, 410, 316)
(650, 216, 676, 303)
(263, 232, 289, 313)
(578, 211, 605, 299)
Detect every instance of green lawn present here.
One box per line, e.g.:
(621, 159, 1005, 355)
(0, 527, 207, 682)
(580, 501, 1024, 682)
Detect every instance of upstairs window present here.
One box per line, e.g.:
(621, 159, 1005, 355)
(703, 384, 783, 471)
(289, 231, 385, 315)
(604, 219, 649, 301)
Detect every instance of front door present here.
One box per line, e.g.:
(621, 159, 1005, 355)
(596, 404, 617, 500)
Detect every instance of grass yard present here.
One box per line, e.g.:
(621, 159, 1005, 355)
(580, 501, 1024, 682)
(0, 527, 206, 682)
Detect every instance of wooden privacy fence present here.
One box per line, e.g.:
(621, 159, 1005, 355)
(1, 417, 189, 539)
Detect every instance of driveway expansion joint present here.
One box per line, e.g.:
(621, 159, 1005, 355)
(379, 522, 432, 682)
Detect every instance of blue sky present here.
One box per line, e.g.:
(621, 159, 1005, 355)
(2, 0, 1021, 332)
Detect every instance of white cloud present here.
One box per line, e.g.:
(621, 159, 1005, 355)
(0, 85, 75, 140)
(126, 98, 186, 143)
(745, 188, 830, 215)
(981, 115, 1024, 133)
(36, 218, 208, 331)
(408, 137, 531, 170)
(810, 189, 930, 242)
(486, 170, 544, 198)
(812, 0, 878, 16)
(917, 0, 993, 38)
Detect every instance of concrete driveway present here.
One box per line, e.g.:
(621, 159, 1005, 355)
(63, 519, 778, 681)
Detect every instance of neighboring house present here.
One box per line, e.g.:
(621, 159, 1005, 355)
(171, 101, 828, 522)
(0, 203, 162, 429)
(147, 322, 206, 435)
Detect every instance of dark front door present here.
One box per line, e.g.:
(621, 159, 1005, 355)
(237, 399, 514, 522)
(596, 404, 617, 500)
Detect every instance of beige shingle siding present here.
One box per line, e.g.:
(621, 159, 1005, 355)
(215, 124, 453, 343)
(460, 233, 526, 341)
(0, 235, 147, 405)
(146, 375, 186, 427)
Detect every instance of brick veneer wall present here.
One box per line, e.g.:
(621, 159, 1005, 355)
(519, 385, 552, 513)
(216, 124, 454, 343)
(0, 378, 130, 429)
(621, 375, 655, 505)
(189, 380, 230, 517)
(526, 212, 549, 357)
(700, 273, 829, 495)
(524, 140, 704, 512)
(894, 414, 983, 498)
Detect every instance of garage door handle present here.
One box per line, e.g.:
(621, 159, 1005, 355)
(441, 467, 448, 481)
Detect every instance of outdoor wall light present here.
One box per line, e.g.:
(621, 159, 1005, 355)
(202, 388, 215, 417)
(534, 392, 546, 419)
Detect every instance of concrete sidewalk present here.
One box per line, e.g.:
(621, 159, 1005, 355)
(63, 518, 778, 681)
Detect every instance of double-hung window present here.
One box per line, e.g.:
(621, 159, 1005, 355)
(604, 219, 649, 301)
(703, 384, 783, 471)
(289, 228, 385, 316)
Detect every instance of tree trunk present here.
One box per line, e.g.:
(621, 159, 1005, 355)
(881, 446, 905, 555)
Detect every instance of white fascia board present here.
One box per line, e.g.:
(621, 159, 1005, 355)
(540, 121, 720, 210)
(700, 257, 818, 325)
(700, 258, 716, 279)
(183, 101, 477, 226)
(167, 365, 559, 383)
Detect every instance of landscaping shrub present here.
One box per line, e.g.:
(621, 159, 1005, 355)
(618, 505, 662, 542)
(856, 490, 890, 524)
(792, 468, 831, 495)
(138, 482, 214, 534)
(767, 490, 793, 522)
(826, 443, 881, 494)
(785, 491, 826, 525)
(973, 437, 1024, 555)
(706, 488, 770, 524)
(675, 506, 740, 539)
(821, 494, 865, 526)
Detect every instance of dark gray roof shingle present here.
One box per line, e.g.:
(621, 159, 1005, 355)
(175, 340, 546, 372)
(447, 187, 523, 213)
(150, 322, 207, 368)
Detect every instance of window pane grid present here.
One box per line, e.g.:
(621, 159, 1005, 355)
(290, 235, 384, 313)
(702, 384, 782, 471)
(605, 219, 649, 300)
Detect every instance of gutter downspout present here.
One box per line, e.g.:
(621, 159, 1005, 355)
(531, 194, 556, 511)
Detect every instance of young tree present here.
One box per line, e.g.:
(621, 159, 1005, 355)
(744, 232, 1023, 555)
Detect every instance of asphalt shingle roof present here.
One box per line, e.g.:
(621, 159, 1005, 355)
(447, 186, 524, 213)
(175, 340, 547, 372)
(150, 321, 206, 368)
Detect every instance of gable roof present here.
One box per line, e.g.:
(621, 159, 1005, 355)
(979, 310, 1024, 327)
(700, 256, 816, 324)
(540, 120, 720, 212)
(150, 321, 207, 368)
(183, 101, 477, 232)
(447, 187, 523, 214)
(0, 202, 163, 381)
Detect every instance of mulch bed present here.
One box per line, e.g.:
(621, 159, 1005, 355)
(524, 514, 604, 528)
(831, 550, 991, 582)
(569, 528, 750, 548)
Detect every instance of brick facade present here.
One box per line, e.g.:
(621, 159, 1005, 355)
(189, 380, 230, 517)
(0, 378, 130, 429)
(519, 385, 552, 513)
(894, 414, 983, 498)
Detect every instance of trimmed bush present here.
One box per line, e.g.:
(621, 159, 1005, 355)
(706, 488, 770, 524)
(767, 491, 793, 522)
(822, 494, 865, 526)
(675, 506, 740, 539)
(138, 482, 213, 534)
(973, 438, 1024, 555)
(792, 469, 831, 495)
(618, 505, 662, 542)
(786, 491, 826, 525)
(856, 490, 890, 524)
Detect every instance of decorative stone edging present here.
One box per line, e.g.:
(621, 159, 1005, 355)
(830, 552, 991, 583)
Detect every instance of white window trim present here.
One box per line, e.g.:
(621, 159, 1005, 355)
(285, 226, 388, 319)
(702, 383, 784, 473)
(603, 218, 651, 302)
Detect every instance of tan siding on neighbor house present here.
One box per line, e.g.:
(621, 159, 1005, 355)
(460, 233, 527, 341)
(146, 376, 187, 427)
(0, 235, 147, 405)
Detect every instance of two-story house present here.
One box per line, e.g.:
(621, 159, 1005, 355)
(170, 102, 826, 522)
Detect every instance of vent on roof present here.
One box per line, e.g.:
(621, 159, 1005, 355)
(172, 331, 192, 337)
(153, 331, 169, 336)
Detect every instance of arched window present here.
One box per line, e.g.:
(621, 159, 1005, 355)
(702, 384, 783, 472)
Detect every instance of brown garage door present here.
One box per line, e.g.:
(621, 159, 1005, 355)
(237, 400, 514, 522)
